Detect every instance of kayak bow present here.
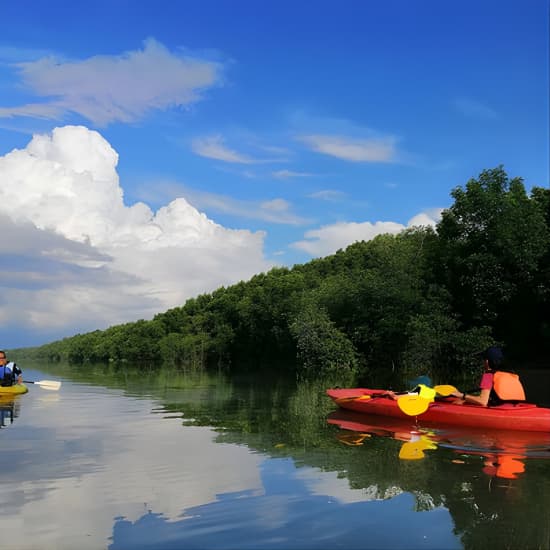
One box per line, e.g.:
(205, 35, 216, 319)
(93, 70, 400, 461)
(0, 384, 28, 395)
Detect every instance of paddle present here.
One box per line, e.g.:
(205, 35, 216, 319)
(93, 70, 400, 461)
(397, 383, 478, 416)
(434, 384, 479, 397)
(335, 382, 444, 415)
(335, 394, 373, 404)
(397, 384, 437, 416)
(336, 390, 409, 405)
(24, 380, 62, 391)
(433, 384, 459, 397)
(397, 393, 432, 416)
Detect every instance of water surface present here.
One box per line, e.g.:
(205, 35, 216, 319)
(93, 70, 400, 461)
(0, 364, 549, 549)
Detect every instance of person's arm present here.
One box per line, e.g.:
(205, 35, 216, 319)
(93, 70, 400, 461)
(450, 388, 490, 406)
(451, 373, 492, 406)
(12, 363, 22, 384)
(462, 388, 490, 406)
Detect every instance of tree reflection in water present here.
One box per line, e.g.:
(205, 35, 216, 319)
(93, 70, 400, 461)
(328, 408, 550, 548)
(16, 365, 548, 549)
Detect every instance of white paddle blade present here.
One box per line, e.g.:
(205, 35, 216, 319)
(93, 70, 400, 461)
(33, 380, 62, 391)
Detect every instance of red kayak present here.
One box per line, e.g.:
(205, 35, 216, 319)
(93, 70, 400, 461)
(327, 388, 550, 432)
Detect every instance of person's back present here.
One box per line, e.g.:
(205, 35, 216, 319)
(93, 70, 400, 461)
(490, 370, 526, 404)
(452, 346, 508, 406)
(483, 346, 502, 406)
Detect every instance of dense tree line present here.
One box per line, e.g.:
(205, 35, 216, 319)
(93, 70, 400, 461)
(15, 167, 550, 378)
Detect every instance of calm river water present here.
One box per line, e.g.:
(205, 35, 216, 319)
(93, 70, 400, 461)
(0, 363, 549, 550)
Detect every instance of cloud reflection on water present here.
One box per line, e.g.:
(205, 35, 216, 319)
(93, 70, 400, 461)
(0, 379, 460, 550)
(0, 382, 264, 549)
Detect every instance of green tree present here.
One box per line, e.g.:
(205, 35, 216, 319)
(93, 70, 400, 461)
(436, 167, 550, 357)
(289, 299, 357, 377)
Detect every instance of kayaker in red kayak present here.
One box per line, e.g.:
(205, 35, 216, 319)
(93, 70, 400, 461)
(450, 346, 525, 406)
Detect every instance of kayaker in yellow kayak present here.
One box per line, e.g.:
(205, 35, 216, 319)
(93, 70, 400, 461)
(451, 346, 526, 406)
(0, 351, 22, 387)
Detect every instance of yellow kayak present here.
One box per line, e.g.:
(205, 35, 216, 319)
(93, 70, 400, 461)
(0, 384, 28, 395)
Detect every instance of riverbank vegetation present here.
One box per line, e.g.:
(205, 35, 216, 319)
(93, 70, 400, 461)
(13, 167, 550, 379)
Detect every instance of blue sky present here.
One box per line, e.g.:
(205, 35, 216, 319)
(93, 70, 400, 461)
(0, 0, 548, 347)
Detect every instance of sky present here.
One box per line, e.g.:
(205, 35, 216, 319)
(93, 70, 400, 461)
(0, 0, 548, 347)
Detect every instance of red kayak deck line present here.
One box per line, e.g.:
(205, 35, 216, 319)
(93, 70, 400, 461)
(327, 388, 550, 432)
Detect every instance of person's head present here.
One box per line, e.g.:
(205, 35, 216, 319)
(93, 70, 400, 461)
(483, 346, 503, 371)
(0, 351, 6, 364)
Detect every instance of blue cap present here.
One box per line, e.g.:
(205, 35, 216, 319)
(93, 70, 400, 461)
(484, 346, 503, 365)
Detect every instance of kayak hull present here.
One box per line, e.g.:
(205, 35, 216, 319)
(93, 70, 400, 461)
(0, 384, 28, 395)
(327, 388, 550, 432)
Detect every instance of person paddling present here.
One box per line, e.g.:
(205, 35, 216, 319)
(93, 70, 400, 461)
(0, 351, 22, 387)
(451, 346, 525, 406)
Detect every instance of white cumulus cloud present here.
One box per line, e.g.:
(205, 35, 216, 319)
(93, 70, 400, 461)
(0, 125, 272, 344)
(291, 211, 441, 258)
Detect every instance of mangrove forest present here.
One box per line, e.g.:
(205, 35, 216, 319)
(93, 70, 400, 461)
(13, 167, 550, 379)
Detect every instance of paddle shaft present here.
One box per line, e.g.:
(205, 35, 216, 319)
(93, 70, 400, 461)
(399, 385, 482, 416)
(336, 390, 410, 403)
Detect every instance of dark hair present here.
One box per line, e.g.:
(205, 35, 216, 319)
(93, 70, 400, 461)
(483, 346, 503, 369)
(0, 350, 5, 358)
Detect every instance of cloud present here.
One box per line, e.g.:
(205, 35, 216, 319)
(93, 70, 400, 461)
(0, 103, 66, 121)
(191, 135, 256, 164)
(0, 391, 265, 549)
(0, 38, 223, 126)
(0, 125, 273, 344)
(307, 190, 347, 201)
(186, 188, 310, 225)
(133, 179, 309, 225)
(260, 198, 291, 212)
(271, 170, 313, 179)
(291, 211, 441, 257)
(191, 134, 285, 165)
(298, 134, 398, 163)
(453, 98, 498, 120)
(408, 209, 443, 227)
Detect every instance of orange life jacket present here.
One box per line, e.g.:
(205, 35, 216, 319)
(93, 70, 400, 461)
(492, 371, 526, 401)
